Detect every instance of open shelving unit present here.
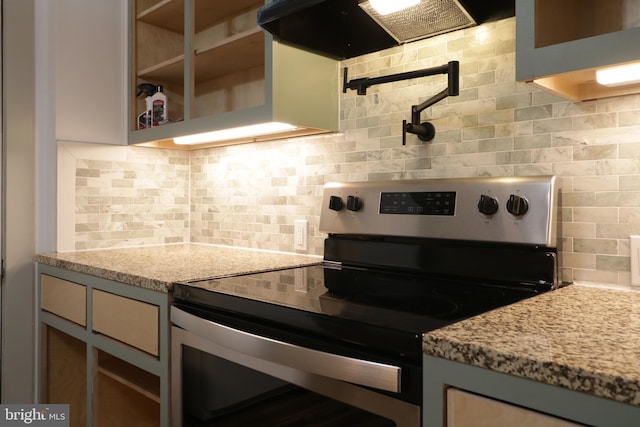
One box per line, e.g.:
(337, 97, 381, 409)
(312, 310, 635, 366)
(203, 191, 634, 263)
(517, 0, 640, 101)
(129, 0, 338, 148)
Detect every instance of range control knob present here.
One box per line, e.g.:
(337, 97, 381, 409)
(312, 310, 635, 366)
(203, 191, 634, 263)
(477, 195, 499, 215)
(328, 195, 344, 211)
(507, 194, 529, 216)
(346, 195, 363, 212)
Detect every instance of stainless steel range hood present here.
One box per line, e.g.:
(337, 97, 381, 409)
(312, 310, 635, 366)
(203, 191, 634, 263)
(258, 0, 515, 59)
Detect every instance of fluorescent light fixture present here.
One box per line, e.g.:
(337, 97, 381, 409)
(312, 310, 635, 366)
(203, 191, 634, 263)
(368, 0, 420, 15)
(173, 122, 299, 145)
(596, 62, 640, 87)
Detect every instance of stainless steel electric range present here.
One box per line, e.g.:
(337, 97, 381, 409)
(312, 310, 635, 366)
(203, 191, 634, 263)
(171, 176, 562, 427)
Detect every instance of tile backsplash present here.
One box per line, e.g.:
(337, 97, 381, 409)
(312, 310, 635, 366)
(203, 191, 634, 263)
(58, 143, 190, 250)
(61, 17, 640, 290)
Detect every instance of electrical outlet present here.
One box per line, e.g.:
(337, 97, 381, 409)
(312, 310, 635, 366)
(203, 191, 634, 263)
(294, 219, 308, 251)
(294, 268, 307, 293)
(631, 236, 640, 286)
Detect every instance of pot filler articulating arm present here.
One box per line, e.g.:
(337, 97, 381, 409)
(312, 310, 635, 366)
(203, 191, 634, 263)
(342, 61, 459, 145)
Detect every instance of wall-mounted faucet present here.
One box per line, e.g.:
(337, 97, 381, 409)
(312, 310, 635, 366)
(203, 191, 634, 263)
(343, 61, 460, 145)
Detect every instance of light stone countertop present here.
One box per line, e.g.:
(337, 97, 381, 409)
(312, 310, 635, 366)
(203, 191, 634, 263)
(35, 243, 322, 293)
(423, 284, 640, 407)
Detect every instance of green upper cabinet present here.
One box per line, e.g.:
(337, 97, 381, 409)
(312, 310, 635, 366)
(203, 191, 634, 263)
(129, 0, 339, 149)
(516, 0, 640, 101)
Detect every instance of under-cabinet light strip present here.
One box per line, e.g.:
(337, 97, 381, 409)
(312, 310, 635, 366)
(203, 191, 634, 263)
(173, 122, 299, 145)
(368, 0, 420, 15)
(596, 62, 640, 87)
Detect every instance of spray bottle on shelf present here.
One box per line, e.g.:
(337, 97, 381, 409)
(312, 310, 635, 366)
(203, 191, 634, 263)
(151, 85, 168, 126)
(136, 83, 156, 129)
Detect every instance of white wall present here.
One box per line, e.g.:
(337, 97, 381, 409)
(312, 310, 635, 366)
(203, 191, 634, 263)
(3, 0, 37, 403)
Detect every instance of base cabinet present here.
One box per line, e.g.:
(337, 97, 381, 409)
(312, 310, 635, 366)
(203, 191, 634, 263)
(446, 389, 582, 427)
(423, 355, 640, 427)
(37, 265, 170, 427)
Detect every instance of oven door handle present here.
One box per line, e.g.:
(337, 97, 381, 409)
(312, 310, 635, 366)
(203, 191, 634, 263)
(171, 306, 402, 393)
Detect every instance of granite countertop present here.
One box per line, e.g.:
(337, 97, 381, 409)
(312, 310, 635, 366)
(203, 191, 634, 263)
(37, 245, 640, 407)
(423, 284, 640, 407)
(35, 243, 322, 292)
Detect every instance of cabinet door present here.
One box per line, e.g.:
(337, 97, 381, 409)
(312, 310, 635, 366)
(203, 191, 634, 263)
(447, 388, 584, 427)
(53, 0, 126, 144)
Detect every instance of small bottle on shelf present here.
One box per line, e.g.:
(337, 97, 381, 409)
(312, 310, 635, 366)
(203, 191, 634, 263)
(136, 83, 156, 129)
(151, 85, 168, 126)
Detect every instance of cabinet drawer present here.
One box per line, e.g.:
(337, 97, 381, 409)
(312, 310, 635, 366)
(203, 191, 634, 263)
(447, 389, 583, 427)
(41, 275, 87, 326)
(92, 290, 159, 356)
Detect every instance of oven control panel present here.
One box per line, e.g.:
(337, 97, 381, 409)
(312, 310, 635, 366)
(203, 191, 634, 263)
(319, 176, 560, 247)
(379, 191, 456, 215)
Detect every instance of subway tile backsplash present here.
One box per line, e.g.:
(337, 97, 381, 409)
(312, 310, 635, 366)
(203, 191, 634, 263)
(59, 144, 190, 250)
(62, 17, 640, 290)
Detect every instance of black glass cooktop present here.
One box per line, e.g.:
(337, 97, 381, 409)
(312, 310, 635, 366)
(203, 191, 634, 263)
(172, 264, 543, 362)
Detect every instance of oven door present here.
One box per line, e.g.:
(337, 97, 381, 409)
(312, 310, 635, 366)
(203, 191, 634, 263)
(171, 306, 421, 427)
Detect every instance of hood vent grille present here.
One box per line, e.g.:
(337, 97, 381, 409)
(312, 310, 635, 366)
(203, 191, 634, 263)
(359, 0, 476, 43)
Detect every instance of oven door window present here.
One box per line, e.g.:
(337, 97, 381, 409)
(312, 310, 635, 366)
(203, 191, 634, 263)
(181, 345, 402, 427)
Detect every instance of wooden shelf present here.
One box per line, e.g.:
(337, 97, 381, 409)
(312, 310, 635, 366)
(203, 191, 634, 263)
(193, 0, 264, 32)
(137, 0, 263, 33)
(195, 28, 264, 83)
(137, 28, 264, 85)
(137, 0, 184, 33)
(98, 352, 160, 404)
(96, 372, 160, 426)
(138, 54, 185, 85)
